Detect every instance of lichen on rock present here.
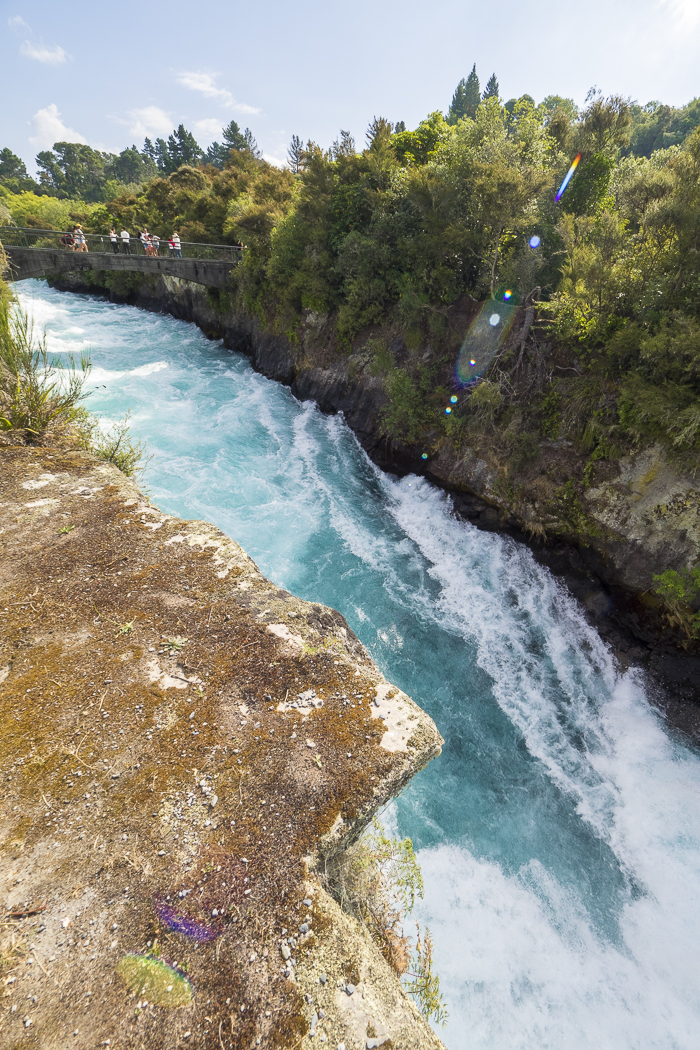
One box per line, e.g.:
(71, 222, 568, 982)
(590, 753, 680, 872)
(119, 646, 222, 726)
(0, 445, 444, 1048)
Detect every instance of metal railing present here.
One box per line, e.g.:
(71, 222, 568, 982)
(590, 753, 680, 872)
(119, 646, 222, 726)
(0, 227, 242, 263)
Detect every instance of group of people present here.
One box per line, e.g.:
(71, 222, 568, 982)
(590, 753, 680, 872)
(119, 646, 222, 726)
(59, 224, 88, 251)
(59, 225, 183, 257)
(109, 228, 182, 257)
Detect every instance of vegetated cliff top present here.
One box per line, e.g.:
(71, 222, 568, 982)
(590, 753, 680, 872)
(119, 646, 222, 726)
(0, 444, 443, 1049)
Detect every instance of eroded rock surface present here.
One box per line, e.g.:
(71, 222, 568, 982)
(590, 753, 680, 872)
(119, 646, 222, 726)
(0, 446, 444, 1049)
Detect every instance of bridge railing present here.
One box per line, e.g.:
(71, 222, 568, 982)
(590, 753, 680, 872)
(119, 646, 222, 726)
(0, 227, 242, 263)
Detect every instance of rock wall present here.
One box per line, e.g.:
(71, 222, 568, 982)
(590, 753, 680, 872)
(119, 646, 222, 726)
(47, 271, 700, 731)
(0, 444, 444, 1049)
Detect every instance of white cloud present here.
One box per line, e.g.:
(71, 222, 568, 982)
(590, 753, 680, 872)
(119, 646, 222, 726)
(263, 153, 286, 168)
(29, 104, 87, 149)
(8, 15, 30, 30)
(123, 106, 173, 140)
(20, 40, 69, 64)
(177, 71, 260, 114)
(194, 117, 223, 141)
(659, 0, 700, 27)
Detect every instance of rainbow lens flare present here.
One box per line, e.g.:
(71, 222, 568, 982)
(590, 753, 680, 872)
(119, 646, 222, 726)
(503, 290, 512, 301)
(116, 955, 193, 1006)
(450, 395, 458, 404)
(155, 900, 220, 942)
(555, 153, 582, 202)
(445, 407, 452, 414)
(421, 453, 428, 460)
(455, 301, 518, 387)
(529, 235, 541, 249)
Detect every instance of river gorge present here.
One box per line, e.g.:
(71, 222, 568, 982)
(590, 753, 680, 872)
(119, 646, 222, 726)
(13, 279, 700, 1050)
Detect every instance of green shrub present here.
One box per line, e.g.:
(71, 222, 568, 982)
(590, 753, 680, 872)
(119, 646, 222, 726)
(651, 566, 700, 637)
(78, 410, 145, 477)
(0, 299, 90, 438)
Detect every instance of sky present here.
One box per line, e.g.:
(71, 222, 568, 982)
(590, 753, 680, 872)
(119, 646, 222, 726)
(1, 0, 699, 173)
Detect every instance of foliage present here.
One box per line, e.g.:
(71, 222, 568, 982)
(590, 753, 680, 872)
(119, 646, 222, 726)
(77, 410, 145, 477)
(0, 298, 90, 438)
(448, 64, 481, 123)
(651, 566, 700, 638)
(0, 185, 105, 231)
(323, 819, 447, 1026)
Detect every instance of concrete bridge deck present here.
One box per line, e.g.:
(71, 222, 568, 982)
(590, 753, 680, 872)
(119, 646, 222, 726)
(5, 245, 236, 289)
(1, 228, 240, 289)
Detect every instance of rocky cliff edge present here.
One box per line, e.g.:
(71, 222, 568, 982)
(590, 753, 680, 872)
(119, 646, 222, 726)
(0, 444, 444, 1049)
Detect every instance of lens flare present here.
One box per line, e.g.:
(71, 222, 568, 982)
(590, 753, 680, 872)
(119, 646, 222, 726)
(455, 301, 518, 387)
(445, 407, 452, 414)
(116, 955, 193, 1006)
(529, 235, 541, 249)
(556, 153, 582, 202)
(450, 395, 458, 404)
(155, 899, 220, 942)
(503, 290, 512, 301)
(421, 453, 428, 460)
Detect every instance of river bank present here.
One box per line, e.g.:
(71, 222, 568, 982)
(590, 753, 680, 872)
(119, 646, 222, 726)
(0, 441, 444, 1049)
(45, 270, 700, 735)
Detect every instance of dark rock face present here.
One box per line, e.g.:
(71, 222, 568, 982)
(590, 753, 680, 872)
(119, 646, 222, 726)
(47, 270, 700, 737)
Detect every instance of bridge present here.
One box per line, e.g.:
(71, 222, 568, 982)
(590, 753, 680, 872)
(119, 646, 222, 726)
(0, 227, 241, 290)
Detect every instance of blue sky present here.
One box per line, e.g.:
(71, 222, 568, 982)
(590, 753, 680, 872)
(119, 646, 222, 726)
(2, 0, 699, 173)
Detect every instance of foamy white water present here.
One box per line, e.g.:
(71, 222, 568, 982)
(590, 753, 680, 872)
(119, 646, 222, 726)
(16, 280, 700, 1049)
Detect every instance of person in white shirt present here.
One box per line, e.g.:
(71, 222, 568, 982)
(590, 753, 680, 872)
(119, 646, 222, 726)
(109, 228, 119, 255)
(172, 231, 182, 258)
(120, 228, 131, 254)
(73, 225, 88, 252)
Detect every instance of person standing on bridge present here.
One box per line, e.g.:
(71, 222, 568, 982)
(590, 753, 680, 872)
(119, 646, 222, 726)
(172, 231, 182, 258)
(120, 227, 131, 254)
(109, 228, 119, 254)
(73, 225, 88, 252)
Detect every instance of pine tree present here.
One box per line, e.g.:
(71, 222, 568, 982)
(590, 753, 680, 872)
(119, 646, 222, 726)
(287, 134, 304, 173)
(482, 73, 499, 101)
(366, 117, 393, 149)
(141, 138, 156, 162)
(154, 138, 169, 171)
(447, 65, 480, 124)
(166, 125, 204, 170)
(464, 64, 481, 119)
(332, 130, 356, 159)
(394, 120, 406, 133)
(222, 120, 247, 152)
(243, 128, 261, 159)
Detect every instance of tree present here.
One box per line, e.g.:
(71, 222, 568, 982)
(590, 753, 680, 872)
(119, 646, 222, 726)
(222, 120, 248, 152)
(482, 73, 499, 101)
(141, 138, 157, 163)
(35, 142, 116, 200)
(205, 121, 249, 169)
(366, 117, 393, 149)
(154, 138, 170, 171)
(110, 146, 156, 185)
(0, 148, 29, 183)
(243, 128, 261, 159)
(287, 134, 304, 173)
(165, 125, 204, 172)
(447, 65, 480, 124)
(331, 130, 356, 160)
(394, 120, 406, 134)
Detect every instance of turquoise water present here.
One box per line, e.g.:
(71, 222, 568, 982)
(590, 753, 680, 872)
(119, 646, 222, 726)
(18, 281, 700, 1049)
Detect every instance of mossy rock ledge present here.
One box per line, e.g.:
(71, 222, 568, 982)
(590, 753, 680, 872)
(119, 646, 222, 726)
(0, 445, 444, 1050)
